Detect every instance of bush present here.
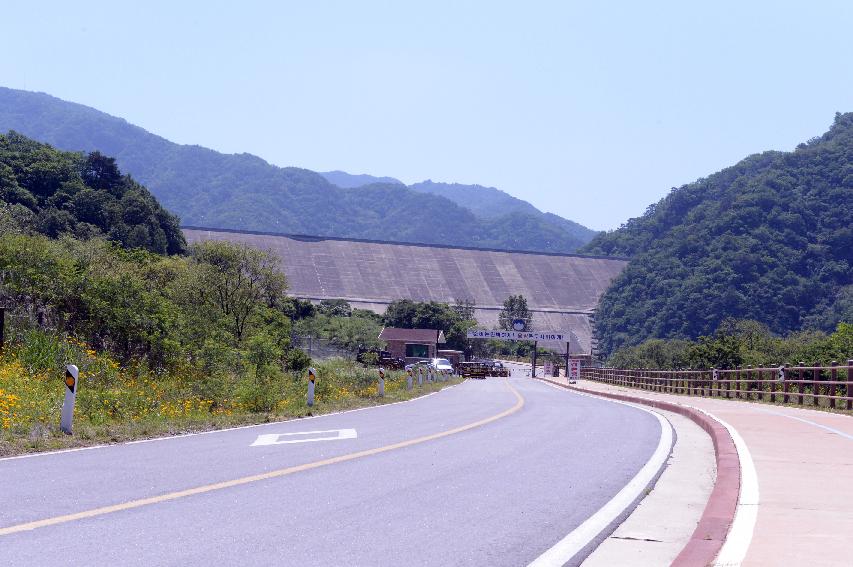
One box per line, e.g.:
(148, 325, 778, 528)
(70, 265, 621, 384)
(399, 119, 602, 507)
(285, 348, 311, 372)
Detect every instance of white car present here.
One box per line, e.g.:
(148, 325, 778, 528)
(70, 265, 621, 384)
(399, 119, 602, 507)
(428, 358, 454, 373)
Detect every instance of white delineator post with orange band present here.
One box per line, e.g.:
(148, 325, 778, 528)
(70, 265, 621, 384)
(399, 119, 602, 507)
(60, 364, 79, 435)
(307, 367, 317, 407)
(406, 368, 413, 390)
(378, 368, 385, 397)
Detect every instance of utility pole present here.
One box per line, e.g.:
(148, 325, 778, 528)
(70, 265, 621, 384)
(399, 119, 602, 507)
(531, 340, 538, 378)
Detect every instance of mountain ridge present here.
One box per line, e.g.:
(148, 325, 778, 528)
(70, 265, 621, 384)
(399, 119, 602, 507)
(0, 86, 595, 253)
(583, 112, 853, 354)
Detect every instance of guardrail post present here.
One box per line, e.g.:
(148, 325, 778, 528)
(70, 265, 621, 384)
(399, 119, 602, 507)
(812, 363, 820, 407)
(711, 368, 723, 398)
(782, 364, 790, 404)
(830, 361, 838, 409)
(847, 360, 852, 411)
(735, 368, 741, 399)
(797, 363, 805, 405)
(746, 366, 753, 400)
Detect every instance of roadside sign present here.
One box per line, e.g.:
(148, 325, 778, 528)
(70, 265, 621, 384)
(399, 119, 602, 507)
(466, 329, 569, 341)
(569, 359, 581, 382)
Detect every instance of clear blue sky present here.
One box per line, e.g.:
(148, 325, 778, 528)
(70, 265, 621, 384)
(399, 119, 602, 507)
(3, 1, 852, 230)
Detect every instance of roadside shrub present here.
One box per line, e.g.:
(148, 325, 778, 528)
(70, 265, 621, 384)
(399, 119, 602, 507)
(285, 348, 311, 372)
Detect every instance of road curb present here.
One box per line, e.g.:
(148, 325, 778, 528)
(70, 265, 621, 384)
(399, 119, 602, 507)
(534, 377, 740, 567)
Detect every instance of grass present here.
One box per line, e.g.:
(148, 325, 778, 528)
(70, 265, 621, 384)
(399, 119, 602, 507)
(0, 333, 463, 456)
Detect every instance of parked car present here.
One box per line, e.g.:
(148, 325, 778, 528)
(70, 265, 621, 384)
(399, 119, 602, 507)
(458, 361, 488, 379)
(428, 358, 454, 373)
(404, 359, 431, 371)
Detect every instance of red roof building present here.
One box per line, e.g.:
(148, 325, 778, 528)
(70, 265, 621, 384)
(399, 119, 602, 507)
(378, 328, 446, 362)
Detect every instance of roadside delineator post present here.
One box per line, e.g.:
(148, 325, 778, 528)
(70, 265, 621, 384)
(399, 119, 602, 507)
(378, 367, 385, 397)
(418, 366, 424, 386)
(60, 364, 79, 435)
(406, 368, 413, 390)
(307, 367, 317, 407)
(0, 306, 5, 354)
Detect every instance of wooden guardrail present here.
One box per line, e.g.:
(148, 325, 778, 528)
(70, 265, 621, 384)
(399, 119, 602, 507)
(581, 360, 853, 411)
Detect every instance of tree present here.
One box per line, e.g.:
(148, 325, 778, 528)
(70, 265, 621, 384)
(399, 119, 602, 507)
(383, 299, 459, 330)
(188, 241, 288, 342)
(498, 294, 533, 331)
(81, 151, 123, 194)
(317, 299, 352, 317)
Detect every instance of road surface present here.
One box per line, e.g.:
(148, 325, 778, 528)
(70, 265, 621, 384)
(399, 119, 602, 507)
(1, 376, 666, 566)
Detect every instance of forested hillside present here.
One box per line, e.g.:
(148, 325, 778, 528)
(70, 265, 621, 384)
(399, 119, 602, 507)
(0, 87, 592, 253)
(319, 173, 598, 247)
(584, 112, 853, 354)
(408, 180, 598, 244)
(320, 170, 403, 188)
(0, 132, 184, 254)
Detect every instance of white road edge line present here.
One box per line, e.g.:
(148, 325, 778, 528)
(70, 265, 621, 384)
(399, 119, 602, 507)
(0, 382, 465, 462)
(683, 406, 759, 567)
(528, 381, 674, 567)
(538, 379, 759, 567)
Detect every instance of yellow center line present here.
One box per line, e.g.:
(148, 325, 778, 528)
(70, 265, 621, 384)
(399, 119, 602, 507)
(1, 379, 524, 536)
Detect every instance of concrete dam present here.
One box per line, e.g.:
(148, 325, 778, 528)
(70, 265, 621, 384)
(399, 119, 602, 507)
(183, 227, 629, 354)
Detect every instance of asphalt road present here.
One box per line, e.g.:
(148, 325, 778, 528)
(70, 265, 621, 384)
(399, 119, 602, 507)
(1, 376, 664, 566)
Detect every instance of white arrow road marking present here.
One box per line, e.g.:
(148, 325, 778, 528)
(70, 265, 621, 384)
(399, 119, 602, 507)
(251, 429, 357, 446)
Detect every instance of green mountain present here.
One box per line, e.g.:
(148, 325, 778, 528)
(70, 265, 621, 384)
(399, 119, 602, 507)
(0, 131, 184, 254)
(0, 87, 591, 253)
(408, 180, 598, 243)
(583, 112, 853, 354)
(320, 170, 403, 188)
(318, 173, 598, 245)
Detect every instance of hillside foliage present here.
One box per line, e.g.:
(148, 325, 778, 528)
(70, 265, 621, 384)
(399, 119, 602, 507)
(609, 319, 852, 370)
(0, 132, 184, 254)
(584, 113, 853, 354)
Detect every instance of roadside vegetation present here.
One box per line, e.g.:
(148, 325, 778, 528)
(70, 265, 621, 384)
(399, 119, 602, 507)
(0, 332, 456, 456)
(607, 318, 852, 369)
(0, 136, 461, 456)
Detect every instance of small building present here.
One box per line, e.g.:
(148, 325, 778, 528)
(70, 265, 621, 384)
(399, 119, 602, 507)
(378, 327, 446, 363)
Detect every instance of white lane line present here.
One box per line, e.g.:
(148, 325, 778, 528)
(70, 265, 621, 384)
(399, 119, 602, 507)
(0, 382, 465, 462)
(251, 428, 357, 446)
(754, 408, 853, 440)
(528, 382, 674, 567)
